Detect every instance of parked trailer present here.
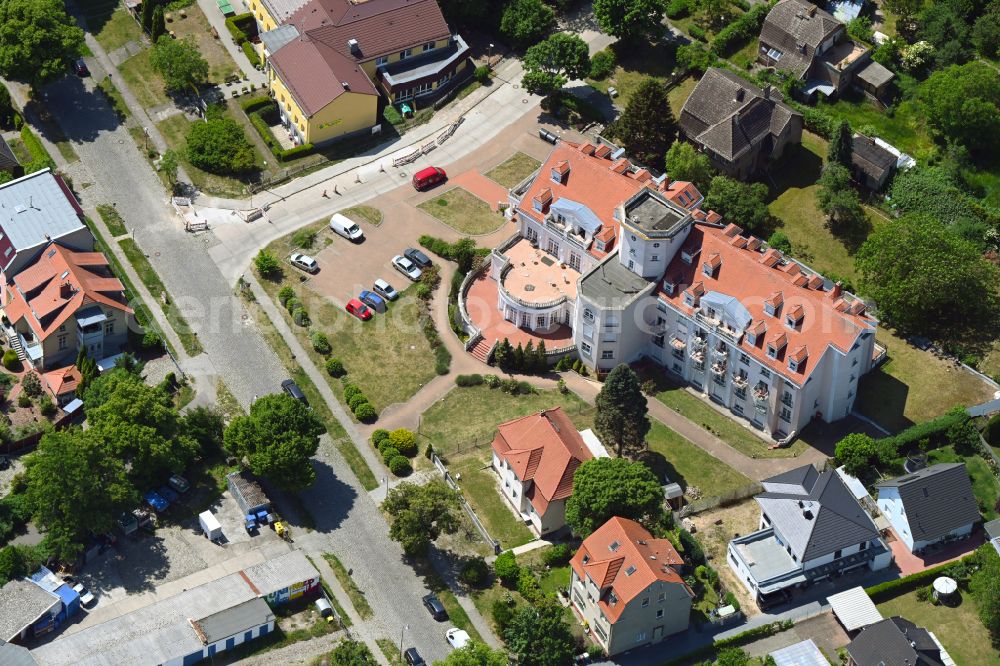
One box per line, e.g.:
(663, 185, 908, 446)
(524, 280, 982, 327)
(198, 510, 223, 541)
(227, 471, 270, 516)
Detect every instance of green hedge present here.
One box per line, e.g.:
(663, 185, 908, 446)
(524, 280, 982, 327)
(278, 143, 315, 161)
(663, 621, 793, 665)
(19, 126, 54, 172)
(879, 408, 969, 454)
(240, 95, 273, 113)
(864, 553, 978, 602)
(241, 41, 262, 68)
(710, 1, 774, 56)
(247, 108, 316, 162)
(225, 12, 253, 44)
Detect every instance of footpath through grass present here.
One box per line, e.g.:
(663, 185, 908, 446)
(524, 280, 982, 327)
(417, 187, 505, 235)
(322, 553, 374, 619)
(118, 238, 204, 356)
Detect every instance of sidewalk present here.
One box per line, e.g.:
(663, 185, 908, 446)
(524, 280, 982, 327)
(193, 0, 268, 87)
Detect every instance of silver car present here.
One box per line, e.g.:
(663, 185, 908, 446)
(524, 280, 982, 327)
(392, 255, 422, 281)
(290, 252, 318, 274)
(373, 278, 399, 301)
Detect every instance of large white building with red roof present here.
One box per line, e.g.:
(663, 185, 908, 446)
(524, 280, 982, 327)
(569, 517, 693, 655)
(490, 407, 607, 534)
(463, 139, 884, 440)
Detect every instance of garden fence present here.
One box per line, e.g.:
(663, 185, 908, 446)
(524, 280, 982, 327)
(430, 451, 501, 554)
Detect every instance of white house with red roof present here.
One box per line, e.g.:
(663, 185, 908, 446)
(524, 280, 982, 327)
(569, 517, 693, 655)
(490, 407, 607, 534)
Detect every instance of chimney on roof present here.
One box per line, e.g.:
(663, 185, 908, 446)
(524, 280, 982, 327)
(342, 81, 350, 90)
(735, 88, 745, 102)
(60, 282, 73, 299)
(831, 281, 842, 299)
(347, 38, 360, 55)
(808, 4, 816, 15)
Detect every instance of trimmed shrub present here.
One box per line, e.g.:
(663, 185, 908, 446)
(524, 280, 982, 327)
(348, 393, 369, 411)
(880, 408, 969, 455)
(389, 428, 418, 457)
(354, 402, 377, 422)
(541, 543, 572, 567)
(278, 286, 295, 306)
(224, 12, 253, 43)
(2, 350, 19, 371)
(16, 393, 30, 408)
(325, 358, 345, 377)
(39, 395, 56, 417)
(381, 446, 400, 462)
(277, 143, 315, 162)
(494, 550, 520, 583)
(371, 429, 390, 447)
(310, 331, 332, 355)
(589, 49, 616, 79)
(985, 413, 1000, 446)
(474, 65, 491, 84)
(383, 105, 403, 125)
(865, 554, 978, 602)
(343, 384, 362, 401)
(388, 455, 412, 476)
(141, 330, 163, 350)
(710, 1, 773, 56)
(689, 24, 707, 41)
(666, 0, 690, 19)
(517, 567, 541, 602)
(460, 557, 489, 587)
(240, 95, 273, 113)
(484, 374, 501, 388)
(435, 346, 451, 375)
(285, 296, 301, 314)
(292, 306, 310, 327)
(455, 374, 484, 387)
(241, 41, 261, 68)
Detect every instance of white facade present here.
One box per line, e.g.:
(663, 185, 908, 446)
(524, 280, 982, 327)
(877, 488, 976, 553)
(170, 621, 275, 666)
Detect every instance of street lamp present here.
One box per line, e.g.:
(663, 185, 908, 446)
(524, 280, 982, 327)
(399, 624, 409, 660)
(142, 126, 149, 153)
(488, 43, 494, 70)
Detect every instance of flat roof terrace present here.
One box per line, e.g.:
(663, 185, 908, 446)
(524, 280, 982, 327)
(731, 528, 802, 588)
(500, 238, 580, 305)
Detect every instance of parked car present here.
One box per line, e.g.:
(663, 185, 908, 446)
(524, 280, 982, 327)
(412, 166, 447, 190)
(281, 379, 307, 404)
(538, 128, 558, 144)
(345, 298, 372, 321)
(158, 486, 179, 504)
(290, 252, 319, 273)
(329, 213, 364, 241)
(392, 255, 422, 281)
(445, 628, 470, 649)
(358, 290, 386, 313)
(404, 247, 432, 268)
(0, 455, 9, 470)
(373, 278, 398, 301)
(403, 648, 426, 666)
(144, 490, 169, 513)
(74, 59, 89, 77)
(168, 475, 189, 494)
(423, 594, 447, 621)
(73, 583, 95, 607)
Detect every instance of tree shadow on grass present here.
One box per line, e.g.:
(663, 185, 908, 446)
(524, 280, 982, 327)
(855, 367, 913, 434)
(767, 142, 824, 197)
(640, 449, 688, 491)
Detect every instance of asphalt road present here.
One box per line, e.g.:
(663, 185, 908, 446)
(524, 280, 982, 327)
(41, 70, 454, 663)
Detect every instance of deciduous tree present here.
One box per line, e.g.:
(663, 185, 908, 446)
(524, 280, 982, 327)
(503, 597, 575, 666)
(436, 642, 509, 666)
(499, 0, 554, 49)
(565, 458, 663, 536)
(25, 430, 135, 561)
(149, 35, 209, 92)
(224, 393, 324, 491)
(594, 364, 650, 458)
(0, 0, 84, 88)
(383, 480, 461, 556)
(593, 0, 664, 40)
(703, 176, 773, 232)
(918, 62, 1000, 156)
(522, 33, 591, 97)
(254, 249, 281, 278)
(612, 77, 676, 170)
(664, 140, 714, 190)
(817, 163, 866, 234)
(972, 543, 1000, 642)
(186, 118, 257, 175)
(855, 214, 1000, 337)
(973, 1, 1000, 58)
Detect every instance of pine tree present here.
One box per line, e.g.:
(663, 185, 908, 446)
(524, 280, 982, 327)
(612, 77, 677, 170)
(594, 364, 651, 458)
(523, 341, 535, 374)
(513, 343, 525, 372)
(151, 6, 166, 41)
(535, 340, 548, 373)
(828, 120, 853, 168)
(141, 0, 156, 35)
(494, 338, 512, 371)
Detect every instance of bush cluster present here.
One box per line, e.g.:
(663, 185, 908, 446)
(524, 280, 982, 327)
(688, 24, 707, 42)
(460, 557, 489, 586)
(247, 104, 316, 162)
(2, 349, 19, 371)
(710, 1, 774, 56)
(517, 567, 542, 602)
(665, 0, 690, 19)
(186, 118, 257, 175)
(310, 331, 331, 355)
(541, 543, 572, 567)
(865, 553, 977, 602)
(325, 358, 345, 377)
(678, 529, 705, 565)
(554, 355, 590, 376)
(494, 550, 519, 583)
(589, 48, 616, 79)
(455, 374, 484, 387)
(388, 428, 418, 456)
(344, 383, 376, 422)
(493, 338, 549, 374)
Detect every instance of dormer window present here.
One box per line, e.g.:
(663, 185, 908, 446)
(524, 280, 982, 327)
(747, 331, 757, 345)
(785, 305, 803, 330)
(764, 292, 783, 317)
(767, 334, 787, 359)
(767, 344, 778, 359)
(609, 591, 619, 605)
(702, 253, 721, 278)
(663, 280, 675, 296)
(681, 248, 699, 264)
(551, 160, 570, 184)
(582, 555, 590, 564)
(788, 358, 799, 371)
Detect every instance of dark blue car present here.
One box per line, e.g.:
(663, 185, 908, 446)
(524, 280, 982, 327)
(158, 486, 180, 504)
(358, 290, 386, 313)
(144, 491, 169, 513)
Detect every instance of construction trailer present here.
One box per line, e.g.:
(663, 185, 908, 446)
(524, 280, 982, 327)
(226, 472, 271, 531)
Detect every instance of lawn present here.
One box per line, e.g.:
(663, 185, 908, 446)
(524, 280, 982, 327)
(87, 6, 144, 53)
(157, 113, 261, 197)
(877, 590, 1000, 666)
(97, 204, 128, 237)
(485, 152, 541, 189)
(322, 553, 374, 619)
(450, 450, 535, 549)
(118, 238, 204, 356)
(855, 327, 996, 433)
(417, 384, 595, 455)
(118, 50, 170, 109)
(643, 421, 753, 499)
(586, 39, 679, 110)
(417, 187, 504, 235)
(636, 367, 810, 458)
(667, 76, 698, 115)
(169, 5, 241, 84)
(821, 89, 936, 161)
(339, 205, 383, 227)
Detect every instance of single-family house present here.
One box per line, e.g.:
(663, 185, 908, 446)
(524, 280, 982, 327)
(876, 463, 980, 553)
(846, 616, 944, 666)
(254, 0, 471, 146)
(1, 242, 133, 371)
(728, 464, 891, 608)
(851, 133, 897, 190)
(569, 517, 693, 655)
(491, 407, 607, 534)
(759, 0, 886, 100)
(679, 68, 803, 179)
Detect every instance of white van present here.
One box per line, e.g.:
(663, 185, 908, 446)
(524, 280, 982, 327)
(329, 213, 364, 241)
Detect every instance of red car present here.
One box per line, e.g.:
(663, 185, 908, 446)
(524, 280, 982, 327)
(412, 166, 447, 190)
(345, 298, 372, 321)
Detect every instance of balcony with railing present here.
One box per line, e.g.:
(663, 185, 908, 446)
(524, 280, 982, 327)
(543, 216, 592, 251)
(712, 344, 729, 358)
(711, 359, 727, 376)
(695, 309, 744, 344)
(732, 373, 749, 389)
(753, 384, 769, 413)
(670, 336, 687, 350)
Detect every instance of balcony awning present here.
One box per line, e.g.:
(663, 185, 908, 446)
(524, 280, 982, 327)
(76, 308, 107, 328)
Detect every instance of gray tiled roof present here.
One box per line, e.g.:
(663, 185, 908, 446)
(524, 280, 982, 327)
(760, 0, 843, 79)
(876, 463, 981, 542)
(846, 617, 944, 666)
(0, 580, 60, 643)
(852, 134, 896, 182)
(757, 464, 880, 562)
(196, 598, 273, 644)
(679, 68, 801, 162)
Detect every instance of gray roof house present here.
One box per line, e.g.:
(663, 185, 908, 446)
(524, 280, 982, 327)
(679, 68, 803, 180)
(728, 464, 891, 607)
(876, 463, 981, 553)
(0, 579, 61, 643)
(851, 134, 897, 191)
(846, 617, 944, 666)
(758, 0, 884, 99)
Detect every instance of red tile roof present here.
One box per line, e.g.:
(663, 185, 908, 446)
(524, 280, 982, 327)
(43, 364, 80, 397)
(570, 517, 689, 624)
(4, 243, 131, 341)
(517, 142, 649, 259)
(658, 224, 875, 383)
(491, 407, 593, 516)
(269, 38, 379, 118)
